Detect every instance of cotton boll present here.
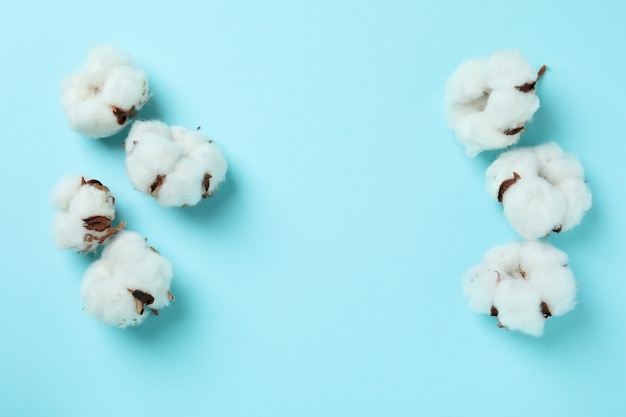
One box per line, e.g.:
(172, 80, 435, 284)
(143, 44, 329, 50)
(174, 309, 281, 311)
(463, 266, 500, 314)
(81, 262, 148, 328)
(518, 240, 568, 273)
(50, 176, 125, 253)
(125, 124, 184, 194)
(444, 59, 488, 105)
(528, 264, 577, 316)
(80, 231, 174, 327)
(100, 66, 148, 111)
(450, 112, 514, 157)
(170, 126, 208, 154)
(501, 177, 568, 240)
(485, 147, 540, 199)
(558, 179, 592, 230)
(484, 50, 538, 90)
(125, 120, 228, 207)
(463, 241, 577, 336)
(487, 143, 592, 239)
(68, 182, 117, 220)
(445, 50, 545, 156)
(62, 99, 119, 139)
(535, 142, 585, 183)
(125, 119, 172, 149)
(52, 211, 89, 250)
(481, 242, 521, 274)
(156, 159, 206, 207)
(49, 174, 83, 210)
(188, 142, 228, 196)
(102, 231, 173, 310)
(484, 89, 539, 130)
(493, 279, 546, 337)
(61, 45, 149, 138)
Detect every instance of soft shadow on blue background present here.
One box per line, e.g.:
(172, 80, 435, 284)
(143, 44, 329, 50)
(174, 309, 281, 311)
(1, 1, 625, 416)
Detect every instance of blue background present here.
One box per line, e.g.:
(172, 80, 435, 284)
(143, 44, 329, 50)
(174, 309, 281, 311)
(1, 1, 624, 415)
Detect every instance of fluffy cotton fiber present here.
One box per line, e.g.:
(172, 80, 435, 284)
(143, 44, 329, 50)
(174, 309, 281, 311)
(80, 230, 174, 328)
(486, 142, 592, 240)
(445, 50, 546, 157)
(463, 241, 577, 336)
(50, 175, 125, 253)
(61, 45, 149, 138)
(125, 120, 227, 207)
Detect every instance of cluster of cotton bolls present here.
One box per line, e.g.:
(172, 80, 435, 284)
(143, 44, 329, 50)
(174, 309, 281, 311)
(61, 45, 149, 138)
(53, 44, 232, 328)
(447, 50, 592, 336)
(81, 231, 174, 328)
(50, 175, 125, 253)
(463, 241, 577, 336)
(445, 50, 546, 157)
(125, 120, 227, 207)
(50, 175, 174, 327)
(486, 142, 592, 240)
(60, 45, 228, 208)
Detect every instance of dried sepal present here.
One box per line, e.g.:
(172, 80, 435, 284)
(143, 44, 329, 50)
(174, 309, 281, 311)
(83, 215, 112, 232)
(129, 289, 155, 315)
(503, 126, 525, 136)
(112, 105, 137, 126)
(131, 289, 155, 305)
(133, 297, 144, 315)
(149, 175, 165, 196)
(80, 221, 126, 254)
(540, 301, 552, 318)
(201, 173, 213, 198)
(497, 172, 521, 203)
(102, 221, 126, 242)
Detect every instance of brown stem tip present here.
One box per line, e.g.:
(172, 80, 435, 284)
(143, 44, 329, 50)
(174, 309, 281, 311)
(515, 65, 548, 92)
(537, 65, 548, 80)
(497, 172, 521, 203)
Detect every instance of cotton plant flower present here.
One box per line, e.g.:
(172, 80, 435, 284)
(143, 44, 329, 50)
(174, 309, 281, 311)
(486, 142, 592, 240)
(50, 175, 125, 253)
(445, 50, 546, 157)
(61, 45, 149, 138)
(463, 241, 577, 336)
(80, 230, 174, 328)
(125, 120, 228, 207)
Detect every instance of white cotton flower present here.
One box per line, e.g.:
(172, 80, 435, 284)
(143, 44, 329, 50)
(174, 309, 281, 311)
(486, 142, 592, 240)
(125, 120, 228, 207)
(463, 241, 577, 337)
(50, 175, 125, 253)
(445, 50, 546, 157)
(80, 230, 174, 328)
(61, 45, 149, 138)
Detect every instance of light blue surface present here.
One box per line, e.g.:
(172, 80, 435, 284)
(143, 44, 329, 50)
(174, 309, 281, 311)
(1, 1, 625, 415)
